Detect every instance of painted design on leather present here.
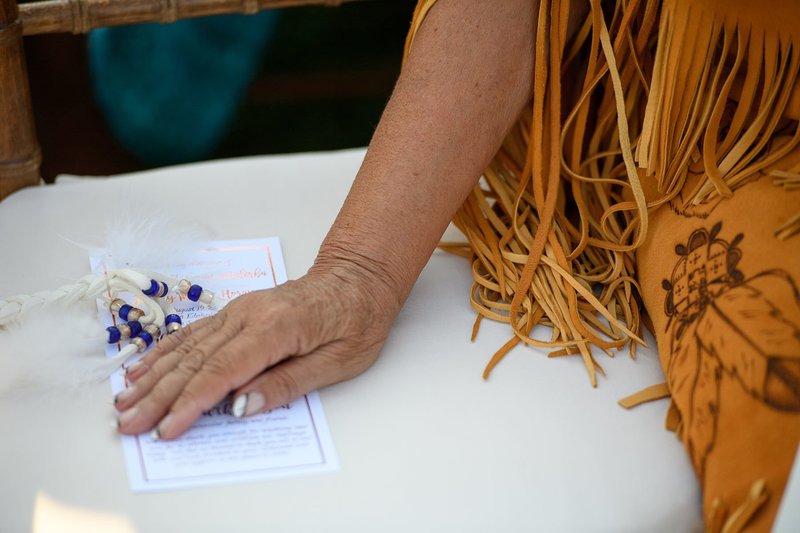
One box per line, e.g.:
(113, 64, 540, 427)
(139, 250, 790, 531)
(661, 222, 800, 478)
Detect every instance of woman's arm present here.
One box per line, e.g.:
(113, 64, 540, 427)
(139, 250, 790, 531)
(115, 0, 537, 439)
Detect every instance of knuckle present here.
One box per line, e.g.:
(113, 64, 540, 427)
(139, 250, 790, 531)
(154, 327, 189, 352)
(174, 351, 206, 378)
(202, 355, 230, 376)
(199, 356, 236, 389)
(217, 323, 241, 346)
(172, 335, 204, 358)
(150, 316, 211, 355)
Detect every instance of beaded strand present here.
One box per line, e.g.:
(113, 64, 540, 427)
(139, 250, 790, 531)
(177, 279, 216, 306)
(100, 275, 223, 356)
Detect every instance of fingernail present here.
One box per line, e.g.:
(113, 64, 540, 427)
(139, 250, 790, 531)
(117, 407, 139, 428)
(232, 394, 247, 418)
(152, 414, 173, 441)
(244, 392, 265, 416)
(114, 385, 136, 406)
(124, 362, 142, 377)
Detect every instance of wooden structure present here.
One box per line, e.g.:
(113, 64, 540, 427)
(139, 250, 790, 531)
(0, 0, 355, 200)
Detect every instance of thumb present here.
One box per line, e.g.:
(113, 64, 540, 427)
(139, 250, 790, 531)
(231, 354, 338, 417)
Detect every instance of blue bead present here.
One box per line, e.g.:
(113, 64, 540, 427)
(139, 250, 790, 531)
(187, 284, 203, 302)
(119, 304, 133, 320)
(128, 320, 142, 337)
(165, 314, 182, 325)
(138, 331, 154, 347)
(159, 282, 169, 297)
(106, 326, 121, 344)
(143, 279, 160, 296)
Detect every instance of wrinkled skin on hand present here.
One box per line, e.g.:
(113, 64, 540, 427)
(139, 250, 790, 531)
(114, 268, 397, 440)
(113, 0, 538, 440)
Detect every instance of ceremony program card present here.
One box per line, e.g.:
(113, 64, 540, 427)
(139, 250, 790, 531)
(91, 238, 339, 492)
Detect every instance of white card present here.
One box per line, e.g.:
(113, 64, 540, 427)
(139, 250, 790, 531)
(91, 238, 339, 492)
(774, 444, 800, 532)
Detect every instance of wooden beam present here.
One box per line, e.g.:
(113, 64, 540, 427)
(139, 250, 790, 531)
(19, 0, 359, 36)
(0, 0, 40, 200)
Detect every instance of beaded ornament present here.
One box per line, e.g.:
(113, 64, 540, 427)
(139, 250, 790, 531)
(0, 269, 226, 369)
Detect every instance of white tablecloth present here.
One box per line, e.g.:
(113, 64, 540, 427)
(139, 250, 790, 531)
(0, 148, 701, 532)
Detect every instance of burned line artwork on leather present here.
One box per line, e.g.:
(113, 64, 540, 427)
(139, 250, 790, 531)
(661, 222, 800, 479)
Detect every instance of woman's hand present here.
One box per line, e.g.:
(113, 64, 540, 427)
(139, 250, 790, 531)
(114, 0, 537, 440)
(114, 264, 397, 440)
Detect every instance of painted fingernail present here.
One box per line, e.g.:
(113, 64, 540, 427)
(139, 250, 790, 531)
(114, 386, 136, 406)
(232, 394, 247, 418)
(152, 414, 173, 441)
(117, 407, 139, 428)
(244, 392, 265, 416)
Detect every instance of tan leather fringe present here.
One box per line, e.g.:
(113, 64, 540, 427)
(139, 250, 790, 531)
(705, 479, 769, 533)
(771, 166, 800, 240)
(618, 382, 671, 409)
(639, 0, 800, 208)
(404, 0, 800, 384)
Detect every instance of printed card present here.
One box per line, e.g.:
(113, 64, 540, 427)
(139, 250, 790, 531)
(91, 238, 339, 492)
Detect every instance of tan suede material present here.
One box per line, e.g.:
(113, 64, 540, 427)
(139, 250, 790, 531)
(405, 0, 800, 530)
(638, 174, 800, 531)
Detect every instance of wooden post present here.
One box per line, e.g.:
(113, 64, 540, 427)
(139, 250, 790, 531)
(19, 0, 357, 36)
(0, 0, 40, 201)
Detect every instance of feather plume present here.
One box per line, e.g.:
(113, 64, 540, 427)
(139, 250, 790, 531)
(0, 305, 120, 397)
(101, 204, 213, 270)
(59, 201, 213, 270)
(1, 207, 215, 394)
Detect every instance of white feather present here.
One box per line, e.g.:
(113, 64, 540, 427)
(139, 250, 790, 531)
(59, 202, 213, 271)
(1, 207, 213, 395)
(103, 205, 213, 270)
(0, 305, 121, 397)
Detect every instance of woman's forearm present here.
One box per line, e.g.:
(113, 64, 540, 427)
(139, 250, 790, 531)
(312, 0, 537, 309)
(117, 0, 547, 438)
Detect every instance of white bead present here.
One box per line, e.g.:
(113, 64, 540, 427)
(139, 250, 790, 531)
(157, 282, 169, 297)
(117, 323, 131, 339)
(199, 290, 214, 306)
(110, 299, 125, 313)
(177, 279, 192, 294)
(132, 337, 148, 352)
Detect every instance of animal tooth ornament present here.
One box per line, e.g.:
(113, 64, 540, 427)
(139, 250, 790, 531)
(0, 208, 220, 395)
(0, 270, 226, 394)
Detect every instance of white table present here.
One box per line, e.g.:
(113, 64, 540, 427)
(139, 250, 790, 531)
(0, 148, 702, 532)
